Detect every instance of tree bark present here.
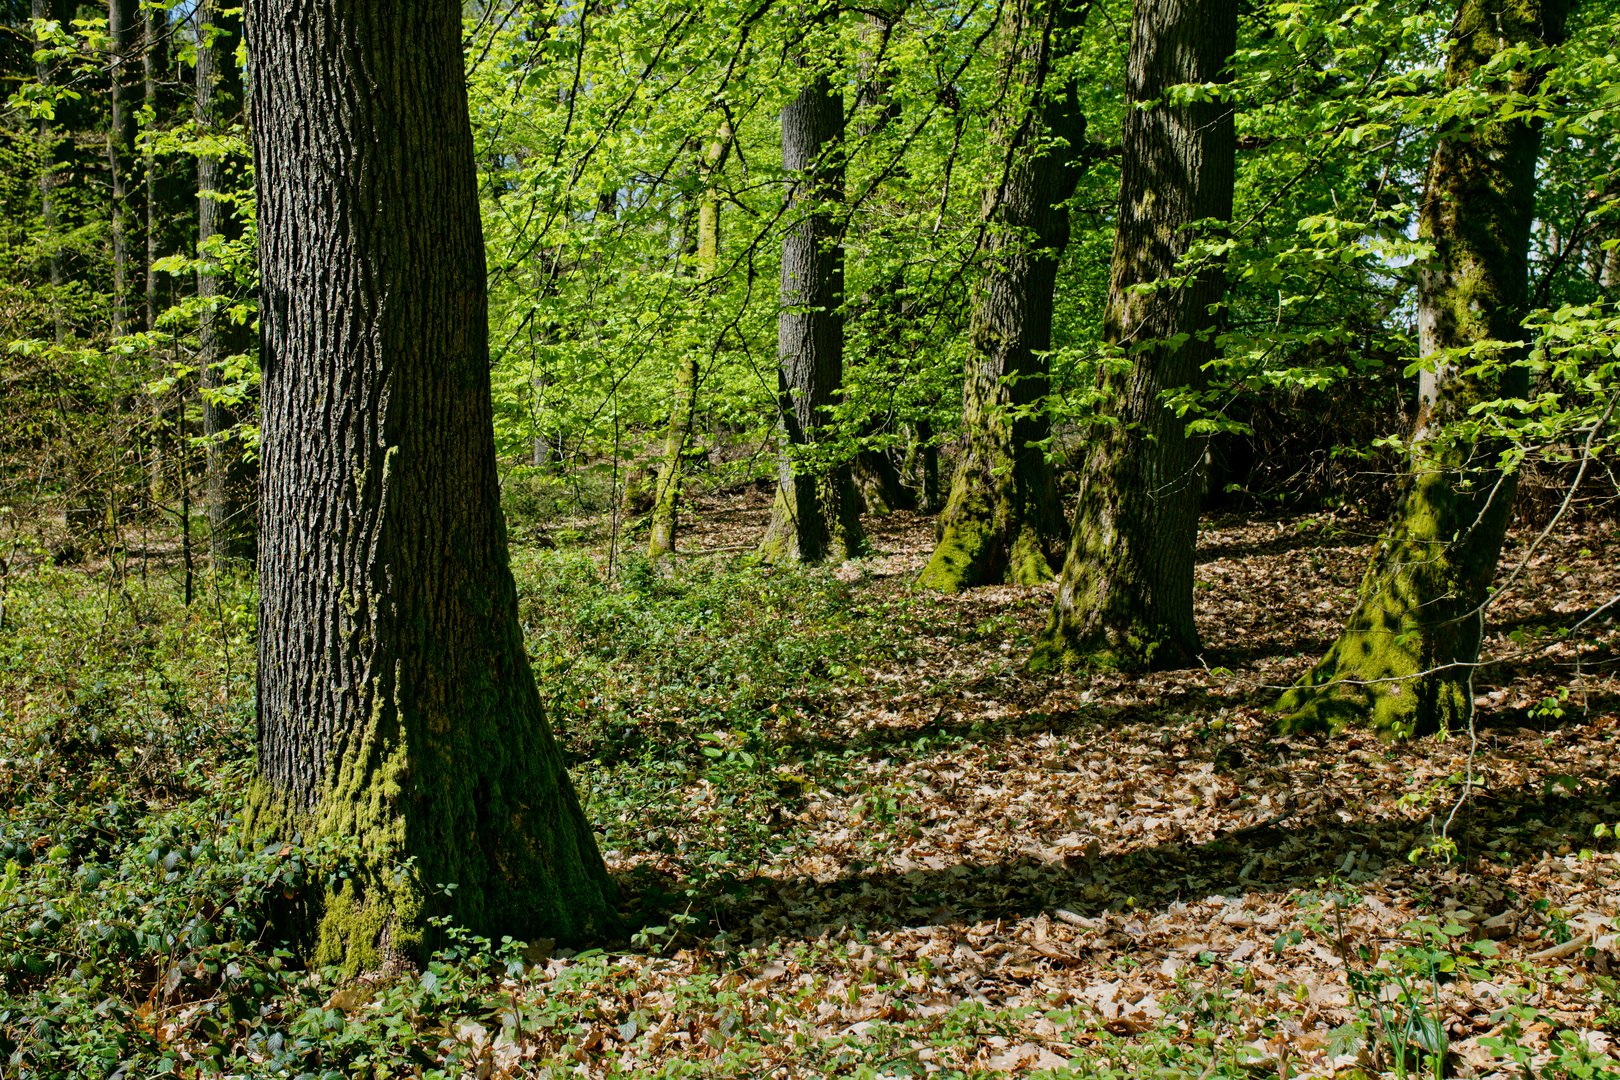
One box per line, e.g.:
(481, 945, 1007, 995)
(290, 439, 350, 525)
(849, 8, 919, 519)
(246, 0, 617, 969)
(1031, 0, 1236, 670)
(196, 0, 256, 564)
(107, 0, 139, 336)
(33, 0, 66, 344)
(919, 0, 1088, 591)
(648, 120, 730, 560)
(761, 67, 867, 563)
(143, 0, 171, 330)
(1277, 0, 1571, 737)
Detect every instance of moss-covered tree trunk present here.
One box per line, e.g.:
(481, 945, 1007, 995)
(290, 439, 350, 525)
(246, 0, 617, 970)
(1278, 0, 1570, 737)
(761, 67, 866, 563)
(1030, 0, 1236, 670)
(918, 0, 1088, 591)
(196, 0, 255, 565)
(648, 121, 730, 560)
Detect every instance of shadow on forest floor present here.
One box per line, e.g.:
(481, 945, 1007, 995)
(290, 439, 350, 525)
(1194, 522, 1381, 564)
(622, 767, 1620, 946)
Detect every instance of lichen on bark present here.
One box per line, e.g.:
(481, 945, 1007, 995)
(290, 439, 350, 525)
(919, 0, 1087, 592)
(1276, 0, 1569, 736)
(248, 0, 618, 970)
(1033, 0, 1237, 671)
(763, 62, 867, 565)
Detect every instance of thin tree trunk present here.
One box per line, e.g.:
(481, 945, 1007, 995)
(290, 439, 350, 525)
(246, 0, 617, 969)
(143, 0, 169, 330)
(909, 418, 941, 513)
(648, 120, 730, 560)
(761, 66, 866, 563)
(34, 0, 65, 344)
(919, 0, 1088, 590)
(1031, 0, 1237, 670)
(143, 0, 172, 505)
(196, 0, 256, 564)
(850, 7, 918, 519)
(1278, 0, 1571, 737)
(108, 0, 139, 336)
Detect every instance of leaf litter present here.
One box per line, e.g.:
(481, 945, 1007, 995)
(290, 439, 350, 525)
(430, 498, 1620, 1077)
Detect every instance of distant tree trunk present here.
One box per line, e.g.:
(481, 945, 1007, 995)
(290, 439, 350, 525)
(143, 0, 173, 505)
(919, 0, 1088, 590)
(1031, 0, 1236, 671)
(849, 7, 918, 519)
(246, 0, 617, 969)
(908, 418, 942, 513)
(34, 0, 65, 344)
(761, 68, 866, 563)
(196, 0, 256, 564)
(648, 120, 730, 560)
(143, 0, 170, 330)
(108, 0, 139, 336)
(1278, 0, 1571, 737)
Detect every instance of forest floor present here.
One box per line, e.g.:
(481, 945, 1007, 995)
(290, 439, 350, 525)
(3, 486, 1620, 1077)
(505, 485, 1620, 1078)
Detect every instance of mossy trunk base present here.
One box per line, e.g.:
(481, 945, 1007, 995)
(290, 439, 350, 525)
(1276, 469, 1515, 738)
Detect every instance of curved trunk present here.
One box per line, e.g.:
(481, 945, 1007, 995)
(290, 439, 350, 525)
(919, 0, 1087, 591)
(648, 121, 729, 560)
(196, 0, 256, 565)
(246, 0, 616, 970)
(761, 68, 866, 563)
(1278, 0, 1571, 737)
(1031, 0, 1236, 671)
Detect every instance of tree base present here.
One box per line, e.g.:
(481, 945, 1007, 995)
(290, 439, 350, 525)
(760, 473, 867, 565)
(1274, 628, 1471, 740)
(919, 511, 1055, 592)
(1027, 621, 1195, 674)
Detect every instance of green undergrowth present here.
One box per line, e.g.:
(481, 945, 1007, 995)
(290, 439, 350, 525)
(2, 543, 1616, 1076)
(0, 543, 951, 1074)
(513, 548, 935, 902)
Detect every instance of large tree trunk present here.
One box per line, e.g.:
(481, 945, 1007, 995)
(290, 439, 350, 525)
(648, 121, 730, 560)
(918, 0, 1087, 591)
(245, 0, 617, 969)
(760, 68, 866, 563)
(1031, 0, 1236, 670)
(196, 0, 256, 565)
(107, 0, 139, 336)
(1278, 0, 1570, 737)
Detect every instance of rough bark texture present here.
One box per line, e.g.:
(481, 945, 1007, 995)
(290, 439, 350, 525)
(246, 0, 617, 970)
(761, 69, 866, 563)
(853, 446, 916, 515)
(1031, 0, 1236, 671)
(919, 0, 1087, 591)
(196, 0, 256, 565)
(1278, 0, 1570, 737)
(648, 122, 729, 560)
(107, 0, 139, 335)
